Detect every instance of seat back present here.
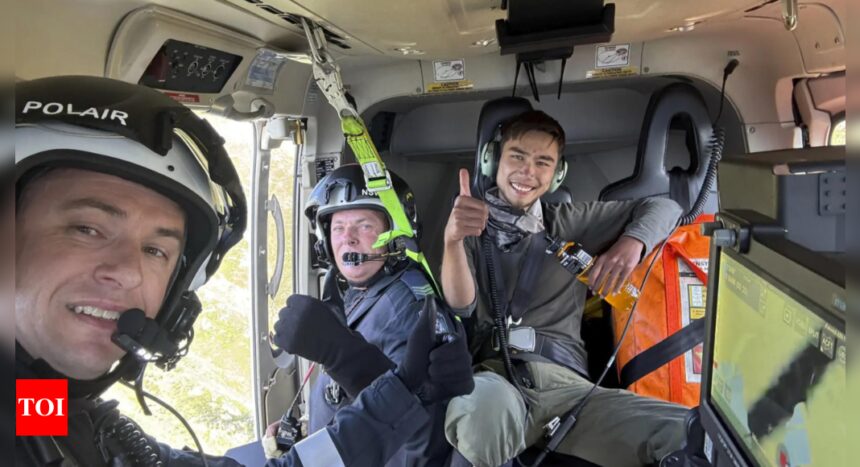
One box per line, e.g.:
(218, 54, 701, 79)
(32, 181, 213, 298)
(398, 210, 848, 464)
(542, 184, 573, 204)
(599, 82, 716, 214)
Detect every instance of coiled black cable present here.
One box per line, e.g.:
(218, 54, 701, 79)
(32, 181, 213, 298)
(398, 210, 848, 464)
(108, 414, 164, 466)
(680, 58, 738, 225)
(119, 379, 209, 467)
(482, 234, 529, 400)
(680, 125, 725, 225)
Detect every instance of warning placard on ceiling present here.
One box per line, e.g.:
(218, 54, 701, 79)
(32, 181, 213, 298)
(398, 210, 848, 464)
(426, 80, 474, 93)
(586, 66, 639, 80)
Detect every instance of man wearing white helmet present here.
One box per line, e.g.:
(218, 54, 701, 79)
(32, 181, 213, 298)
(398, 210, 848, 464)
(15, 75, 248, 467)
(269, 163, 472, 466)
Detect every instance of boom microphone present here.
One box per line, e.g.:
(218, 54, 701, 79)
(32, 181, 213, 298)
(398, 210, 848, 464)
(342, 252, 389, 266)
(112, 308, 179, 360)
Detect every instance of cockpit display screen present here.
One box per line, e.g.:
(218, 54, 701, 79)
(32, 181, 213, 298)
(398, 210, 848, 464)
(708, 251, 846, 467)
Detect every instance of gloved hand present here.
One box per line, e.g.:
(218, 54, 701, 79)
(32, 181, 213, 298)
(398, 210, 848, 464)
(273, 294, 394, 397)
(261, 422, 283, 459)
(396, 299, 475, 403)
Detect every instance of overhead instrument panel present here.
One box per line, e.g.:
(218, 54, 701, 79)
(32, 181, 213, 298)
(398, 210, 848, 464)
(139, 39, 243, 94)
(106, 5, 312, 114)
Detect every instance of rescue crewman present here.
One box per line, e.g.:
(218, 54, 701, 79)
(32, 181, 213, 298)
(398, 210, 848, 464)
(269, 290, 474, 466)
(14, 75, 248, 467)
(273, 164, 463, 466)
(442, 107, 688, 467)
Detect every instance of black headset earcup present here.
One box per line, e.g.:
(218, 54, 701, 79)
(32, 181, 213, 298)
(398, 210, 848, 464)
(313, 239, 329, 266)
(492, 141, 500, 175)
(174, 292, 203, 338)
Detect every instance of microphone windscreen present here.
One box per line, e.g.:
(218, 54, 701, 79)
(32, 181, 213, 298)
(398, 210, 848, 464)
(117, 308, 146, 336)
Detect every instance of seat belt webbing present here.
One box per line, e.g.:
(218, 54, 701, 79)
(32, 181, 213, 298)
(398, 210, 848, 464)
(619, 315, 706, 388)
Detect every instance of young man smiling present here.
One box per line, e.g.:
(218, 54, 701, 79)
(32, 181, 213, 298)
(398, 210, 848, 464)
(441, 110, 688, 467)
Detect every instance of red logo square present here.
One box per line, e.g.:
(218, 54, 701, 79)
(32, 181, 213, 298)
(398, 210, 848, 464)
(16, 379, 68, 436)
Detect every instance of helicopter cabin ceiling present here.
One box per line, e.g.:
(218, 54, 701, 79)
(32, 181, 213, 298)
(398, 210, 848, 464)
(222, 0, 776, 60)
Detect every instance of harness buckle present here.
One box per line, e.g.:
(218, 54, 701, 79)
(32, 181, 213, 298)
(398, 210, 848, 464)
(507, 315, 523, 327)
(508, 326, 536, 352)
(324, 381, 343, 405)
(361, 164, 393, 194)
(311, 63, 356, 118)
(544, 416, 561, 438)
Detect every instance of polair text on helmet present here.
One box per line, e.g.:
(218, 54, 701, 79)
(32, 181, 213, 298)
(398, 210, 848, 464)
(21, 101, 129, 126)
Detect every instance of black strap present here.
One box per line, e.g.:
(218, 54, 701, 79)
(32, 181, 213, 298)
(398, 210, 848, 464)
(511, 333, 587, 377)
(669, 168, 691, 212)
(24, 437, 67, 466)
(619, 317, 706, 388)
(486, 234, 550, 322)
(509, 235, 550, 321)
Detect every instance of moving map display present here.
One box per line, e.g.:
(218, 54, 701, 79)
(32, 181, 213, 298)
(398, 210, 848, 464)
(709, 252, 846, 467)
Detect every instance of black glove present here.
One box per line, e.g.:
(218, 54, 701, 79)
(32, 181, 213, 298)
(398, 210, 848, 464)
(273, 294, 394, 398)
(396, 299, 475, 403)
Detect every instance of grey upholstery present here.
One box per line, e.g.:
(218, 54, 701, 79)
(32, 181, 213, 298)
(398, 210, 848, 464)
(542, 185, 573, 204)
(599, 82, 718, 215)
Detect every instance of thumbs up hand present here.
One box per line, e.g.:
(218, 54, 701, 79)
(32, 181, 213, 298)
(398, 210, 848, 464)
(444, 169, 490, 245)
(458, 166, 473, 198)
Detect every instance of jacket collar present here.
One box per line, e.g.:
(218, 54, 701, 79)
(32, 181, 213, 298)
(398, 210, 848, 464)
(344, 267, 407, 327)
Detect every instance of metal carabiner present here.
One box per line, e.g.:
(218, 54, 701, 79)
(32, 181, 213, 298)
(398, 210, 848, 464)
(301, 17, 358, 119)
(301, 17, 328, 66)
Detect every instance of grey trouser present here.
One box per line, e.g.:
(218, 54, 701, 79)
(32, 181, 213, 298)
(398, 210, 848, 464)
(444, 361, 688, 467)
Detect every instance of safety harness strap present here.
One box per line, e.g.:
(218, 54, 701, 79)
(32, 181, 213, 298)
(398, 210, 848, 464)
(341, 116, 439, 292)
(304, 18, 440, 294)
(618, 241, 708, 387)
(483, 231, 551, 322)
(509, 234, 551, 321)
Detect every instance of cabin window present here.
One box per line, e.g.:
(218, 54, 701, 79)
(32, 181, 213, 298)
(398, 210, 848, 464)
(103, 113, 256, 454)
(829, 116, 845, 146)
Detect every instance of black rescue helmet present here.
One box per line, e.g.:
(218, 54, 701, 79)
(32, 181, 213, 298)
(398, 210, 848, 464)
(304, 163, 418, 266)
(15, 76, 247, 369)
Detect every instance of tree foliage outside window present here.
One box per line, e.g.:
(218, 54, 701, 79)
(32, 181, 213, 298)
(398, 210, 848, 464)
(103, 113, 295, 455)
(830, 119, 845, 146)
